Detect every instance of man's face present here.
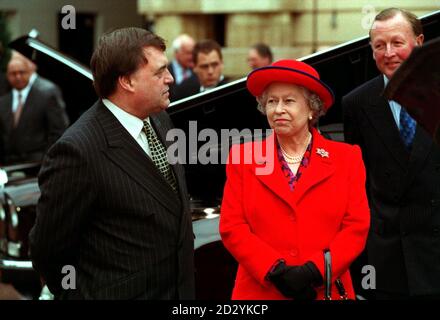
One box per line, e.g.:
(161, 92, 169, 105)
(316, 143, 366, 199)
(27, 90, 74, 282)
(7, 59, 31, 90)
(175, 41, 195, 69)
(129, 46, 174, 116)
(370, 14, 424, 79)
(193, 50, 223, 88)
(247, 48, 270, 70)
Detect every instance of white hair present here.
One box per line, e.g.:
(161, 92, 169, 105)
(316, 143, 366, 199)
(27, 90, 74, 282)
(172, 34, 194, 52)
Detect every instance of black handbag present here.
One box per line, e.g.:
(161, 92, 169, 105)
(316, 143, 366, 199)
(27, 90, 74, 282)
(323, 249, 349, 300)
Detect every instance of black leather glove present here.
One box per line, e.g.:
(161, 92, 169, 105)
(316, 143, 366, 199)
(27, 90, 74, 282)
(267, 260, 323, 300)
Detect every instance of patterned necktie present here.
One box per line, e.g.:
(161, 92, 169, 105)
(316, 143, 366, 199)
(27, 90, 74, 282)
(399, 106, 416, 150)
(143, 120, 177, 192)
(13, 93, 24, 127)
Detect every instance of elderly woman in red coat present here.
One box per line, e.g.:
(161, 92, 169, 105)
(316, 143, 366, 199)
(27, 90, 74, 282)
(219, 60, 370, 300)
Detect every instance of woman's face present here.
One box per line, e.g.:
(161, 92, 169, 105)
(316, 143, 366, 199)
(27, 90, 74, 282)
(264, 82, 313, 138)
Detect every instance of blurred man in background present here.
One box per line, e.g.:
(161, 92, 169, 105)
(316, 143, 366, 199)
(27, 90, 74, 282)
(247, 43, 273, 70)
(168, 34, 198, 101)
(0, 42, 9, 96)
(173, 39, 228, 100)
(0, 52, 68, 164)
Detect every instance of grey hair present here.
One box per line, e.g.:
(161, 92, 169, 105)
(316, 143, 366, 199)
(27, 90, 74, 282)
(256, 85, 326, 127)
(172, 34, 194, 52)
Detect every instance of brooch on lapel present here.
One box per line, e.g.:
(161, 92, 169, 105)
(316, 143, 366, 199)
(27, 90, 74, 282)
(316, 148, 329, 158)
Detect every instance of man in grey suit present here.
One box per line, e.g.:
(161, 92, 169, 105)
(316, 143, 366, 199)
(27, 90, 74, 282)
(343, 8, 440, 299)
(29, 27, 195, 299)
(0, 54, 68, 164)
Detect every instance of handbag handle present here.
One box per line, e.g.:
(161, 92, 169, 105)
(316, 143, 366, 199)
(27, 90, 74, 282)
(323, 249, 332, 300)
(323, 249, 349, 300)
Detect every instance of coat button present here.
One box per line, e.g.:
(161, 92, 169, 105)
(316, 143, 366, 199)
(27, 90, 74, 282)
(290, 249, 298, 257)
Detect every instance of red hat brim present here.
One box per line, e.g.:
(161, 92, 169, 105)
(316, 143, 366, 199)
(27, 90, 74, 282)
(246, 65, 335, 110)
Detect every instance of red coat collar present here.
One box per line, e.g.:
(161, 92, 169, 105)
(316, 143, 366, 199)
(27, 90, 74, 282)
(253, 128, 335, 209)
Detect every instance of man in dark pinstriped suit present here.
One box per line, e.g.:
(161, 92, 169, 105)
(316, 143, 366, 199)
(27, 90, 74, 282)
(29, 28, 195, 299)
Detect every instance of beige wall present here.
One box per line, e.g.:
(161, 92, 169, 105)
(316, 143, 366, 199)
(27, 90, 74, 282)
(140, 0, 439, 79)
(0, 0, 143, 49)
(139, 0, 304, 14)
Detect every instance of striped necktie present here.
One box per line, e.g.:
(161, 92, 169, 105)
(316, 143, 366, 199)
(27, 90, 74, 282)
(143, 120, 177, 192)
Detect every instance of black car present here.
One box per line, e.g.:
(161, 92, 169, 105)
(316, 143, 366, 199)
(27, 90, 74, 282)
(1, 10, 439, 299)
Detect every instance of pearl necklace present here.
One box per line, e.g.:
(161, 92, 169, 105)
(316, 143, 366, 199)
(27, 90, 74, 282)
(280, 133, 312, 164)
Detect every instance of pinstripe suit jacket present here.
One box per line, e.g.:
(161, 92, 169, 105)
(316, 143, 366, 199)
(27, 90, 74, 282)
(343, 76, 440, 296)
(29, 100, 195, 299)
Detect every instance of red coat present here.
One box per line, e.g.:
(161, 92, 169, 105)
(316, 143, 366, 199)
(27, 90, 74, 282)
(220, 129, 370, 300)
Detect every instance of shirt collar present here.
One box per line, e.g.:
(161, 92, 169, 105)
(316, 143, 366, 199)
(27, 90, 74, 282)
(200, 75, 224, 92)
(102, 98, 148, 140)
(383, 74, 389, 87)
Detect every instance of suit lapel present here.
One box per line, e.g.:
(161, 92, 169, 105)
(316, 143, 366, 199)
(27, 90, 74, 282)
(3, 94, 13, 131)
(15, 81, 38, 129)
(10, 78, 43, 130)
(403, 125, 434, 192)
(150, 113, 189, 213)
(254, 130, 335, 210)
(291, 129, 335, 204)
(96, 102, 181, 215)
(253, 134, 295, 210)
(150, 112, 191, 246)
(361, 76, 409, 168)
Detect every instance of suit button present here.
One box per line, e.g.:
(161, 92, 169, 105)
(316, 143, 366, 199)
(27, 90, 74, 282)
(290, 249, 298, 257)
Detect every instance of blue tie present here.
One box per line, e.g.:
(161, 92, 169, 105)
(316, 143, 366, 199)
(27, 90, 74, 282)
(399, 106, 416, 149)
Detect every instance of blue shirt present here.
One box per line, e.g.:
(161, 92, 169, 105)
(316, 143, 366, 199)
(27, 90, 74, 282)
(171, 60, 192, 85)
(383, 75, 402, 128)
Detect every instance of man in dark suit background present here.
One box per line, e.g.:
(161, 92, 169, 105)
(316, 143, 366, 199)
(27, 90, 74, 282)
(0, 53, 68, 164)
(247, 43, 273, 70)
(168, 34, 198, 101)
(0, 41, 10, 96)
(343, 8, 440, 299)
(29, 27, 195, 300)
(173, 39, 229, 101)
(0, 72, 9, 97)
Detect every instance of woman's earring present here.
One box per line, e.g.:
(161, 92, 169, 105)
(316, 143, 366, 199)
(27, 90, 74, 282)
(309, 115, 313, 120)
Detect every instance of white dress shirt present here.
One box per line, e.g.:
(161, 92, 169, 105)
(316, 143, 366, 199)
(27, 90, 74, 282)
(383, 75, 403, 128)
(11, 73, 37, 112)
(102, 98, 152, 157)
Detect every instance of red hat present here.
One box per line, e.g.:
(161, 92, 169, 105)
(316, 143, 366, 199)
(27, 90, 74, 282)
(246, 59, 334, 110)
